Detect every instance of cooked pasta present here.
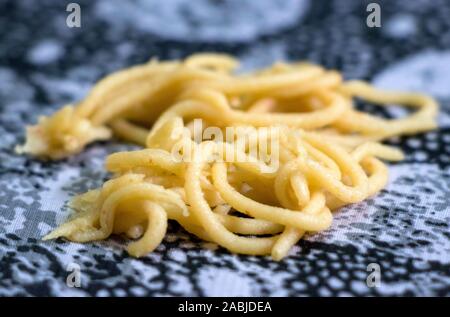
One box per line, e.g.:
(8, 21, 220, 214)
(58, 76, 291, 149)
(17, 53, 438, 260)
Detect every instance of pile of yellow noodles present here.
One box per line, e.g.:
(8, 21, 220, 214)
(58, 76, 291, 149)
(17, 54, 438, 260)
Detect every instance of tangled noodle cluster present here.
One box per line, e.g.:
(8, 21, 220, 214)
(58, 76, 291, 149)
(18, 54, 438, 260)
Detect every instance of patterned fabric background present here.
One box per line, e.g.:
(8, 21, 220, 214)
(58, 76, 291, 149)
(0, 0, 449, 296)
